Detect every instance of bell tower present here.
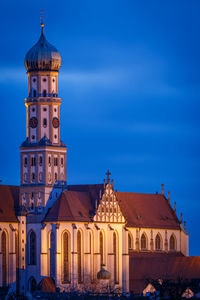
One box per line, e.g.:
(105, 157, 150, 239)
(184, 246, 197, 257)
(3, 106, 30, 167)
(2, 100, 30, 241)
(19, 20, 67, 214)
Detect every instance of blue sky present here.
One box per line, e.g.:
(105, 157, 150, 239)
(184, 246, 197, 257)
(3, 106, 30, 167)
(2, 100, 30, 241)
(0, 0, 200, 255)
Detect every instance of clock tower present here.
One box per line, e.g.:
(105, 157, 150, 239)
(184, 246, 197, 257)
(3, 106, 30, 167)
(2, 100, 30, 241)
(19, 21, 67, 214)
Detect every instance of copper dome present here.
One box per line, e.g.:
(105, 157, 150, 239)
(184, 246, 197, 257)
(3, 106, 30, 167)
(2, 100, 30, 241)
(24, 30, 61, 72)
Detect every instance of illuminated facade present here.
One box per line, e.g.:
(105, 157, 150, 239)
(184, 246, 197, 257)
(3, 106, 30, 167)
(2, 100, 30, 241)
(0, 23, 189, 296)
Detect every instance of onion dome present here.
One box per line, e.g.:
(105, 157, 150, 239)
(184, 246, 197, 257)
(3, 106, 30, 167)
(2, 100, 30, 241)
(24, 25, 61, 72)
(97, 265, 111, 280)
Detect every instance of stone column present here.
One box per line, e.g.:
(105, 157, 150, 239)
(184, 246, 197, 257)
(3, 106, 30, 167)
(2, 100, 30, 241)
(71, 224, 77, 288)
(40, 224, 48, 276)
(122, 227, 129, 293)
(150, 230, 154, 251)
(165, 230, 168, 252)
(55, 223, 61, 286)
(9, 224, 16, 289)
(93, 225, 101, 281)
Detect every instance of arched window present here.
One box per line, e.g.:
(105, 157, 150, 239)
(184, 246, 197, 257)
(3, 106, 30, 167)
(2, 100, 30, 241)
(29, 277, 37, 293)
(43, 90, 47, 97)
(43, 118, 47, 128)
(2, 231, 7, 286)
(29, 231, 36, 265)
(33, 90, 36, 97)
(141, 233, 147, 250)
(63, 232, 70, 282)
(155, 234, 161, 250)
(100, 231, 104, 266)
(128, 232, 133, 249)
(170, 234, 176, 250)
(113, 232, 119, 283)
(50, 231, 55, 278)
(55, 173, 57, 182)
(77, 230, 82, 283)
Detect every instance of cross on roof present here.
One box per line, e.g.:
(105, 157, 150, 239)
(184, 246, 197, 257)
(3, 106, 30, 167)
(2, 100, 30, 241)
(106, 169, 111, 183)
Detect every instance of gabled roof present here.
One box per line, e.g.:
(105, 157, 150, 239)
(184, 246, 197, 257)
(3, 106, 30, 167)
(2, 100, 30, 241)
(0, 185, 19, 222)
(44, 190, 94, 222)
(129, 252, 200, 293)
(119, 192, 180, 229)
(44, 185, 180, 230)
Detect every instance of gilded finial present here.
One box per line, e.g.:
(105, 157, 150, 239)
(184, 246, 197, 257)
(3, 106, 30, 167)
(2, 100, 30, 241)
(40, 9, 44, 33)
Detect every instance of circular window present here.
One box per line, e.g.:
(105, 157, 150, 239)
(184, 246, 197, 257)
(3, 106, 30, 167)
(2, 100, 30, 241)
(52, 78, 55, 82)
(33, 78, 36, 83)
(43, 78, 47, 82)
(54, 108, 57, 112)
(43, 107, 47, 112)
(32, 107, 35, 112)
(54, 135, 57, 139)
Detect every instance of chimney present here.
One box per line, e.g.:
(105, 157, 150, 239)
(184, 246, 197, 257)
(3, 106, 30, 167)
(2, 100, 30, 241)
(161, 183, 164, 195)
(168, 191, 170, 204)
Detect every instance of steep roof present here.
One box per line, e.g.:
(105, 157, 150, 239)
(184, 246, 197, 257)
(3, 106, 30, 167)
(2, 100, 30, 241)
(44, 190, 94, 222)
(44, 185, 180, 230)
(129, 252, 200, 293)
(0, 185, 19, 222)
(119, 192, 180, 229)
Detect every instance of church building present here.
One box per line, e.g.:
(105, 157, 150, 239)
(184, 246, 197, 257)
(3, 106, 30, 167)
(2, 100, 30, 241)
(0, 21, 196, 297)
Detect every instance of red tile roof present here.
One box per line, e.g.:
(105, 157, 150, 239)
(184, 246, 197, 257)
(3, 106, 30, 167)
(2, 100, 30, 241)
(44, 190, 94, 222)
(38, 277, 56, 293)
(0, 185, 19, 222)
(44, 185, 180, 230)
(129, 252, 200, 293)
(118, 192, 180, 229)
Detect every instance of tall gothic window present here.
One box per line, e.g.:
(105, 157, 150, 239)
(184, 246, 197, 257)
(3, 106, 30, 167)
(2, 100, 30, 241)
(29, 231, 36, 265)
(141, 233, 147, 250)
(2, 231, 7, 286)
(63, 232, 70, 282)
(170, 234, 176, 250)
(100, 231, 104, 266)
(113, 232, 118, 283)
(43, 90, 47, 97)
(50, 232, 55, 278)
(77, 230, 82, 283)
(155, 234, 161, 250)
(128, 232, 133, 249)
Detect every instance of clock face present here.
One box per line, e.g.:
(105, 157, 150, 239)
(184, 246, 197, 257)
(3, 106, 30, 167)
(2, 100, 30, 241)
(29, 117, 38, 128)
(52, 117, 59, 128)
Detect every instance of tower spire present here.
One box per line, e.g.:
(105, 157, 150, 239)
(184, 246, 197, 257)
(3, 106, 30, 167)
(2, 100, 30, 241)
(40, 9, 44, 34)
